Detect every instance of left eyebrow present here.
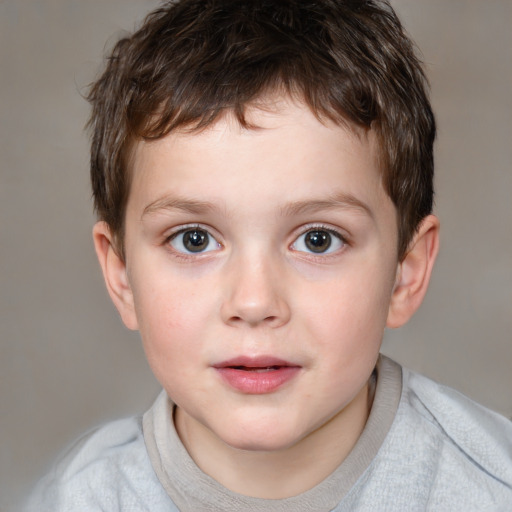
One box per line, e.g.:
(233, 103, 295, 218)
(141, 197, 218, 219)
(280, 192, 374, 219)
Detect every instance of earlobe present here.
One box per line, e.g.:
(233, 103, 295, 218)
(386, 215, 440, 329)
(92, 222, 139, 330)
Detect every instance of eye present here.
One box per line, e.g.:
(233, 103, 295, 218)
(292, 228, 345, 254)
(169, 228, 220, 254)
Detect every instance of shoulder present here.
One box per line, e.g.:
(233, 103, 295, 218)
(389, 366, 512, 507)
(345, 359, 512, 511)
(24, 416, 175, 512)
(403, 367, 512, 476)
(56, 415, 146, 474)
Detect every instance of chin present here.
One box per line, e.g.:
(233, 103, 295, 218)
(216, 421, 303, 453)
(224, 436, 295, 453)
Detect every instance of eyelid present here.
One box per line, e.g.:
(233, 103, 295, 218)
(166, 223, 220, 240)
(293, 223, 349, 242)
(165, 224, 222, 255)
(290, 224, 349, 255)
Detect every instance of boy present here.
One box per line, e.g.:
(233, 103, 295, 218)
(26, 0, 512, 510)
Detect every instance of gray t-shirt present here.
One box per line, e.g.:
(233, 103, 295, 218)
(25, 356, 512, 511)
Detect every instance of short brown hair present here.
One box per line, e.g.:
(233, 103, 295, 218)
(88, 0, 435, 260)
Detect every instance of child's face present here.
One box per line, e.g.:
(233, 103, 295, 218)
(119, 98, 401, 452)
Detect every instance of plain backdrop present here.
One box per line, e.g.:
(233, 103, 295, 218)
(1, 1, 511, 510)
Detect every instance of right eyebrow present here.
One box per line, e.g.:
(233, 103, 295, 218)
(141, 196, 218, 219)
(280, 191, 375, 220)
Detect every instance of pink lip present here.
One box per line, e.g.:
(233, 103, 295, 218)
(213, 356, 301, 394)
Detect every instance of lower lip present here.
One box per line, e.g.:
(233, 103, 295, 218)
(215, 366, 300, 394)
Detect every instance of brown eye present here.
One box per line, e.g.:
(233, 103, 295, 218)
(170, 228, 219, 254)
(292, 228, 345, 255)
(304, 230, 332, 253)
(183, 229, 209, 252)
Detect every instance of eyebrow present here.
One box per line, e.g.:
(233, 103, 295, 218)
(279, 192, 374, 219)
(142, 197, 217, 218)
(141, 191, 374, 220)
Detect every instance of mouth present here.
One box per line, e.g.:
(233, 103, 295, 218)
(229, 365, 284, 372)
(213, 357, 301, 394)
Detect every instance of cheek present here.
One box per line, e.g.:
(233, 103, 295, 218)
(137, 293, 208, 399)
(131, 273, 213, 369)
(303, 273, 391, 401)
(133, 277, 219, 409)
(300, 267, 394, 351)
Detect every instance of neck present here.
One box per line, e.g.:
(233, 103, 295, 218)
(175, 381, 372, 499)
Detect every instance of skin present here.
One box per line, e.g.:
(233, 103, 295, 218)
(94, 97, 439, 498)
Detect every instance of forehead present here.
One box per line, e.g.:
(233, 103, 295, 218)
(132, 93, 377, 158)
(128, 97, 390, 220)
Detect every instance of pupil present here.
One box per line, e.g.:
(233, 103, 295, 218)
(183, 230, 208, 252)
(305, 230, 331, 253)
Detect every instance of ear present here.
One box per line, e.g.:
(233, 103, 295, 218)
(92, 221, 139, 330)
(386, 215, 440, 329)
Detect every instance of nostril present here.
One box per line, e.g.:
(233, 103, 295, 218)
(220, 274, 291, 327)
(225, 313, 283, 327)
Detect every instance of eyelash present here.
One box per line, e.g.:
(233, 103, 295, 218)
(164, 223, 349, 259)
(290, 224, 349, 256)
(165, 224, 221, 259)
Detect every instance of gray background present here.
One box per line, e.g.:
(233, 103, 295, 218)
(1, 1, 511, 510)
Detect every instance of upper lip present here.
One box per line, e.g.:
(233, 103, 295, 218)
(213, 356, 299, 369)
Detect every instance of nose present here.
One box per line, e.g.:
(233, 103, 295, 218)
(220, 253, 291, 328)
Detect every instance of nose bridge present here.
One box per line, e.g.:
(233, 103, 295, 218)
(221, 245, 290, 327)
